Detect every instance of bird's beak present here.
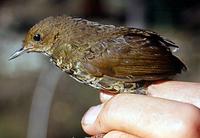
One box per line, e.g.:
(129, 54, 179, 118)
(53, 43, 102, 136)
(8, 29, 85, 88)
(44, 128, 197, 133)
(9, 47, 28, 60)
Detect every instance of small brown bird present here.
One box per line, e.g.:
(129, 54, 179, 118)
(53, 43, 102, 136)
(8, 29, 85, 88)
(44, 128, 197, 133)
(9, 16, 186, 94)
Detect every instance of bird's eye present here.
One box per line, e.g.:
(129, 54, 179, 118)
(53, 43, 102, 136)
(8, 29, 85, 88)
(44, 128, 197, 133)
(33, 34, 41, 41)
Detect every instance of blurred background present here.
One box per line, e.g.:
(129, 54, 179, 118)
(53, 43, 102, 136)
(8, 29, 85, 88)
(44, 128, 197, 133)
(0, 0, 199, 137)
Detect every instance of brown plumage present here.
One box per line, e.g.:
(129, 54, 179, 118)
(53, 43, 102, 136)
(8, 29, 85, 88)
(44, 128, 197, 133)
(9, 16, 186, 94)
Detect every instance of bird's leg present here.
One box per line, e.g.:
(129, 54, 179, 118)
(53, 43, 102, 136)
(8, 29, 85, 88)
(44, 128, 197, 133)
(134, 81, 152, 95)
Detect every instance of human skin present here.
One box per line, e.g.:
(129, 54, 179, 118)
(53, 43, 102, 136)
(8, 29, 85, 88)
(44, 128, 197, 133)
(81, 81, 200, 138)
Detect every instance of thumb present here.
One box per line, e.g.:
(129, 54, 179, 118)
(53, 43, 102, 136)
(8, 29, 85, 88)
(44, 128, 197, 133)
(81, 94, 200, 138)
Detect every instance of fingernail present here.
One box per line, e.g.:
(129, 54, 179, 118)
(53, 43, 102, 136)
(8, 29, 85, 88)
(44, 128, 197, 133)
(147, 84, 159, 95)
(100, 92, 113, 102)
(147, 84, 156, 92)
(82, 104, 103, 126)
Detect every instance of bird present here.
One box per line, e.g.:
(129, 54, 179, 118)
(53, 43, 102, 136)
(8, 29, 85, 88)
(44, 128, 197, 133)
(9, 15, 186, 94)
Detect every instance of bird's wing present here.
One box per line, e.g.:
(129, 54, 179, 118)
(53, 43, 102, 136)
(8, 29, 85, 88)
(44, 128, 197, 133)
(81, 28, 186, 82)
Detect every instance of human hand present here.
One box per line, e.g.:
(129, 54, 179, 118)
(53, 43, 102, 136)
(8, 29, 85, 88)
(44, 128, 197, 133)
(81, 81, 200, 138)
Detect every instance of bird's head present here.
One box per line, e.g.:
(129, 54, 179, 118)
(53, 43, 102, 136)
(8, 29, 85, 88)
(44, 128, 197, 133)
(9, 16, 66, 60)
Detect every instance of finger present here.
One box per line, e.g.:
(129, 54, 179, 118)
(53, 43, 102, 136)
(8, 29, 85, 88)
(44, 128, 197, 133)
(90, 131, 140, 138)
(99, 92, 114, 103)
(82, 94, 200, 138)
(147, 81, 200, 108)
(91, 134, 105, 138)
(103, 131, 141, 138)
